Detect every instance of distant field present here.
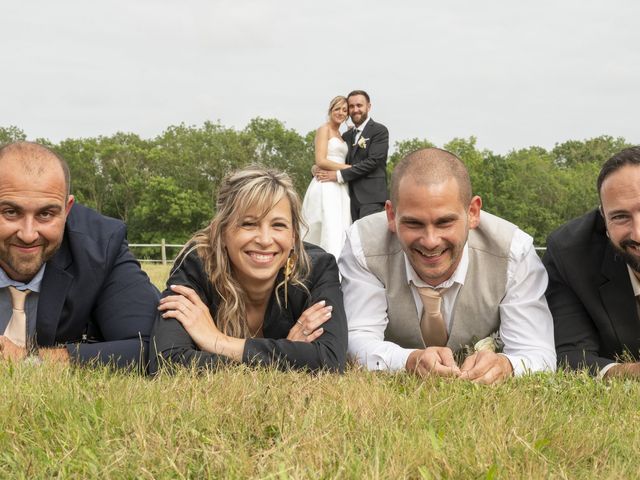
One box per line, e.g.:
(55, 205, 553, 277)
(142, 263, 172, 290)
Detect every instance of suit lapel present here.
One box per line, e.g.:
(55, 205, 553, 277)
(36, 237, 73, 346)
(359, 118, 374, 144)
(599, 242, 640, 349)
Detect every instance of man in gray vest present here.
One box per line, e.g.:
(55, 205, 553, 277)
(339, 148, 556, 384)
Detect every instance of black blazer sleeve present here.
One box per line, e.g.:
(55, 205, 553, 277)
(543, 236, 612, 374)
(340, 122, 389, 183)
(66, 230, 160, 369)
(243, 246, 348, 372)
(37, 205, 160, 371)
(148, 248, 231, 373)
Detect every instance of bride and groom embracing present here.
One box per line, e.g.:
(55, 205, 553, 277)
(301, 90, 389, 259)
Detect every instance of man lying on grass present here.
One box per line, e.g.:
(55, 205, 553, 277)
(340, 148, 556, 384)
(544, 146, 640, 379)
(0, 142, 158, 368)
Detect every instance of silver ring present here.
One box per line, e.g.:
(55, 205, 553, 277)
(302, 329, 310, 336)
(296, 320, 304, 327)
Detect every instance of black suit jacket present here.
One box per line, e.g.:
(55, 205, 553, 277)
(543, 209, 640, 374)
(36, 203, 159, 369)
(150, 242, 348, 373)
(341, 118, 389, 205)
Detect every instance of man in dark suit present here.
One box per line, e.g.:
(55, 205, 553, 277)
(316, 90, 389, 220)
(543, 146, 640, 378)
(0, 142, 158, 369)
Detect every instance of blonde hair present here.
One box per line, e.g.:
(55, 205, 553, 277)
(327, 95, 347, 117)
(177, 166, 311, 338)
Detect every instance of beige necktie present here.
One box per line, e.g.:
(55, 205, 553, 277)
(4, 286, 30, 348)
(417, 287, 448, 347)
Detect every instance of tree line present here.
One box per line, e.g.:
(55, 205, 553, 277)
(0, 122, 632, 249)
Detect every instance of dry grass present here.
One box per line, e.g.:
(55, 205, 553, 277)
(142, 263, 172, 291)
(64, 263, 638, 477)
(2, 362, 640, 478)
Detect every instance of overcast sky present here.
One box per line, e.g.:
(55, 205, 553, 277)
(3, 1, 639, 153)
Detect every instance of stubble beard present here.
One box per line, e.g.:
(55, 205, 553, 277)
(351, 112, 368, 127)
(0, 238, 58, 282)
(613, 238, 640, 274)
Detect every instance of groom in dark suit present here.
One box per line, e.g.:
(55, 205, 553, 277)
(543, 146, 640, 379)
(316, 90, 389, 221)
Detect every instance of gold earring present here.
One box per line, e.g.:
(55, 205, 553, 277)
(284, 252, 296, 308)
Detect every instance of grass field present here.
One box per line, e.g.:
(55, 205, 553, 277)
(2, 264, 638, 478)
(3, 363, 640, 478)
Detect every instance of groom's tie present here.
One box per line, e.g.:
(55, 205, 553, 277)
(417, 286, 448, 347)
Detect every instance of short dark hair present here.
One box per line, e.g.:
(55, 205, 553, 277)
(390, 147, 472, 207)
(0, 141, 71, 196)
(597, 146, 640, 197)
(347, 90, 370, 103)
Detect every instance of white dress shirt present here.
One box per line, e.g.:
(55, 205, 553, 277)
(338, 222, 557, 375)
(336, 116, 371, 184)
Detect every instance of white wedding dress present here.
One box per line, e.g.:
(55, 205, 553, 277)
(301, 137, 352, 259)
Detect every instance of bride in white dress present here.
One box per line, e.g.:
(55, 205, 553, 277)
(301, 96, 352, 259)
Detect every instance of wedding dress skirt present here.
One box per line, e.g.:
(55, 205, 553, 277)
(301, 137, 351, 259)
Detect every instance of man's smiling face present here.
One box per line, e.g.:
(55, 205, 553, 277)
(347, 94, 370, 127)
(0, 150, 74, 282)
(386, 176, 480, 286)
(600, 164, 640, 275)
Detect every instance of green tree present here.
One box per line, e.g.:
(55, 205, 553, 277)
(3, 121, 632, 248)
(151, 121, 256, 200)
(54, 137, 108, 210)
(443, 136, 495, 205)
(128, 176, 212, 244)
(388, 138, 437, 177)
(0, 126, 27, 145)
(245, 118, 314, 196)
(94, 133, 155, 224)
(556, 161, 601, 223)
(490, 147, 566, 244)
(552, 135, 630, 167)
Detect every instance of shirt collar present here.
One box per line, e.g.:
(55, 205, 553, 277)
(627, 265, 640, 297)
(0, 264, 46, 293)
(404, 242, 469, 289)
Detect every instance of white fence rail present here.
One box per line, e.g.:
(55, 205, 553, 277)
(129, 240, 184, 264)
(130, 240, 548, 264)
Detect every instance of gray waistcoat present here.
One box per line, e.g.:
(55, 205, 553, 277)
(358, 210, 516, 351)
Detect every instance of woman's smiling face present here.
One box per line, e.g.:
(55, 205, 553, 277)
(330, 100, 348, 125)
(223, 197, 295, 290)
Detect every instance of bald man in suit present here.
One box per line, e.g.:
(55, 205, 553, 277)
(0, 142, 158, 369)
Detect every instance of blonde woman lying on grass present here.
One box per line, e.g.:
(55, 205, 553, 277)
(150, 166, 347, 373)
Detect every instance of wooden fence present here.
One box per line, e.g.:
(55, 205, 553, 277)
(129, 240, 184, 264)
